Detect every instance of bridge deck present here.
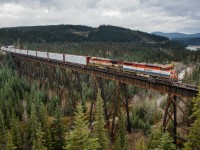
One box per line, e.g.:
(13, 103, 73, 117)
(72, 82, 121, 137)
(12, 53, 198, 99)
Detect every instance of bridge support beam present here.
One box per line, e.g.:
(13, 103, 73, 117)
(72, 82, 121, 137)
(163, 95, 177, 144)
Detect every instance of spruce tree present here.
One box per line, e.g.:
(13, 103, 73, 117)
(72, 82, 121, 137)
(147, 128, 176, 150)
(147, 128, 162, 149)
(10, 115, 22, 150)
(183, 87, 200, 149)
(157, 132, 176, 150)
(114, 112, 128, 150)
(136, 137, 147, 150)
(39, 104, 52, 150)
(32, 125, 47, 150)
(93, 89, 109, 150)
(6, 131, 16, 150)
(0, 110, 6, 150)
(29, 104, 38, 145)
(65, 103, 99, 150)
(52, 105, 64, 150)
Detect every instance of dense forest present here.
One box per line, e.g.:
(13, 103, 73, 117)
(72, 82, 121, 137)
(24, 42, 200, 64)
(1, 24, 200, 149)
(0, 25, 167, 44)
(1, 46, 200, 150)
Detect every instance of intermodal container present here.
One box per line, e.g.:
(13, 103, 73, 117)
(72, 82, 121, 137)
(49, 53, 63, 61)
(65, 54, 87, 65)
(37, 51, 48, 59)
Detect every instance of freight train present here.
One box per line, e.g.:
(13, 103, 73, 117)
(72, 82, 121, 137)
(1, 46, 178, 81)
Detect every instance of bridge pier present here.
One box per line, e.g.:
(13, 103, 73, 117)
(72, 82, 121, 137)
(12, 54, 197, 143)
(163, 95, 177, 144)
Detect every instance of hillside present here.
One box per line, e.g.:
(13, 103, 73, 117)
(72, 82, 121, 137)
(152, 32, 200, 46)
(0, 25, 168, 45)
(152, 32, 200, 39)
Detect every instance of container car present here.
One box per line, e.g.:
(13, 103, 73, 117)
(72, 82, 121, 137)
(1, 46, 178, 81)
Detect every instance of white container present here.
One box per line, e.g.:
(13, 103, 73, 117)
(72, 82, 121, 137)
(11, 48, 15, 53)
(15, 49, 21, 54)
(20, 49, 28, 55)
(37, 51, 48, 59)
(28, 50, 37, 57)
(49, 53, 63, 61)
(65, 54, 87, 65)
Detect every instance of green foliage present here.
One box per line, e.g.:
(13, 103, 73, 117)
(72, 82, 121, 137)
(51, 105, 65, 150)
(39, 104, 52, 150)
(32, 125, 47, 150)
(130, 100, 161, 134)
(136, 137, 147, 150)
(93, 89, 109, 150)
(65, 103, 99, 150)
(0, 25, 167, 44)
(6, 131, 16, 150)
(157, 132, 176, 150)
(183, 87, 200, 150)
(0, 111, 6, 150)
(10, 116, 22, 150)
(147, 128, 163, 149)
(147, 128, 176, 150)
(25, 40, 200, 64)
(114, 112, 128, 150)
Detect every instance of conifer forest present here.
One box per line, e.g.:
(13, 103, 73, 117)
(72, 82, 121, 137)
(0, 25, 200, 150)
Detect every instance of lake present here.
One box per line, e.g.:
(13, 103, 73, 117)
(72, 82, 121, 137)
(186, 45, 200, 51)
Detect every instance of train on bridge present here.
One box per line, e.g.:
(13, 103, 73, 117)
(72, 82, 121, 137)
(1, 46, 178, 81)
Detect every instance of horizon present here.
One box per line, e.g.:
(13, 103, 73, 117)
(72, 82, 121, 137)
(0, 24, 199, 35)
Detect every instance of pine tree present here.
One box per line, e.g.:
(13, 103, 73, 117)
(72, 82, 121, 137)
(10, 115, 22, 150)
(147, 128, 162, 149)
(29, 104, 39, 145)
(0, 110, 6, 150)
(114, 112, 128, 150)
(93, 89, 109, 150)
(39, 104, 52, 150)
(136, 137, 147, 150)
(183, 87, 200, 150)
(157, 132, 176, 150)
(6, 131, 16, 150)
(32, 125, 47, 150)
(65, 103, 99, 150)
(52, 105, 64, 150)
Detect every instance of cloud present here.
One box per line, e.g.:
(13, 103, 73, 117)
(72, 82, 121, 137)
(0, 0, 199, 33)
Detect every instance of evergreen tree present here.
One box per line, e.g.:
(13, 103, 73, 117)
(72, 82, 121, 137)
(52, 105, 64, 150)
(93, 89, 109, 150)
(29, 104, 39, 146)
(0, 110, 6, 150)
(136, 137, 147, 150)
(183, 87, 200, 150)
(10, 116, 22, 150)
(157, 132, 176, 150)
(6, 131, 16, 150)
(114, 112, 128, 150)
(65, 103, 99, 150)
(147, 128, 162, 149)
(39, 104, 52, 150)
(32, 125, 47, 150)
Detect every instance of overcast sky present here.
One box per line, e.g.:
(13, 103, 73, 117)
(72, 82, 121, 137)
(0, 0, 199, 33)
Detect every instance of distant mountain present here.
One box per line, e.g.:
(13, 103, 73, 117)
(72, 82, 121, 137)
(0, 25, 168, 45)
(152, 32, 200, 39)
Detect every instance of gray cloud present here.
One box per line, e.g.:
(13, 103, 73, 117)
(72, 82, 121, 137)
(0, 0, 199, 33)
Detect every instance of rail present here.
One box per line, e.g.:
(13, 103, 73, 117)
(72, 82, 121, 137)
(1, 46, 199, 98)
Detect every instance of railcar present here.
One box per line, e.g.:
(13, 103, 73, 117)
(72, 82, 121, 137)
(1, 46, 178, 81)
(88, 57, 122, 70)
(88, 56, 178, 81)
